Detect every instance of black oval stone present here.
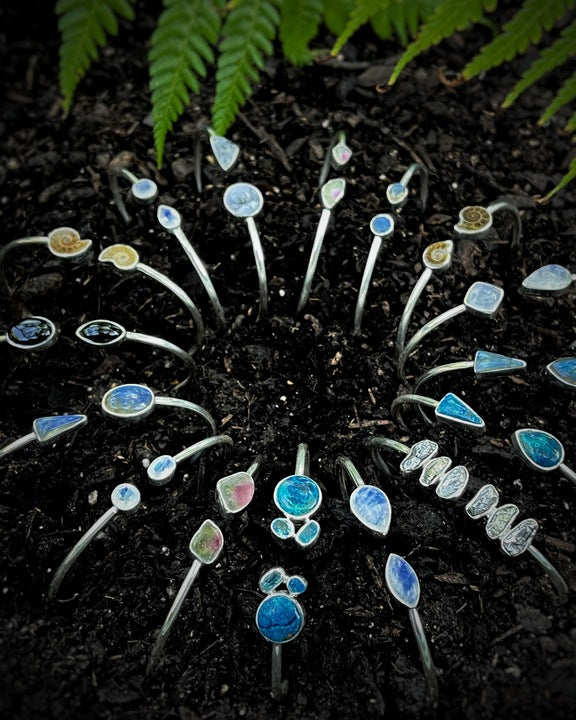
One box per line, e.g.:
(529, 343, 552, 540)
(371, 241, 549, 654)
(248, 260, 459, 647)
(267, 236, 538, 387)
(7, 317, 55, 348)
(78, 320, 124, 345)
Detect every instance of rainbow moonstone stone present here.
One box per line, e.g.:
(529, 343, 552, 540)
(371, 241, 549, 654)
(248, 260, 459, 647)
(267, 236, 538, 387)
(101, 384, 155, 419)
(463, 282, 504, 316)
(157, 204, 181, 231)
(147, 455, 177, 485)
(189, 519, 224, 565)
(546, 357, 576, 390)
(522, 264, 573, 296)
(223, 182, 263, 218)
(385, 553, 420, 609)
(349, 485, 391, 537)
(132, 178, 157, 202)
(216, 471, 255, 514)
(474, 350, 526, 376)
(33, 414, 87, 444)
(209, 132, 240, 171)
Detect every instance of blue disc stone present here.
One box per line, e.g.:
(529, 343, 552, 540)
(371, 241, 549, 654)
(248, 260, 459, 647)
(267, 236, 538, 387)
(103, 384, 154, 417)
(287, 576, 307, 595)
(111, 483, 141, 512)
(474, 350, 526, 376)
(8, 317, 55, 348)
(295, 519, 320, 547)
(34, 414, 87, 443)
(147, 455, 177, 485)
(513, 429, 564, 470)
(350, 485, 391, 536)
(547, 357, 576, 389)
(387, 183, 407, 203)
(464, 281, 504, 316)
(385, 554, 420, 609)
(274, 475, 321, 519)
(223, 183, 263, 217)
(256, 594, 305, 644)
(436, 392, 485, 430)
(370, 213, 394, 237)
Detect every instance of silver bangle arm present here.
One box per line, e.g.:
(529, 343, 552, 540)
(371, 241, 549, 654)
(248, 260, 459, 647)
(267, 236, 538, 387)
(559, 463, 576, 486)
(395, 268, 433, 359)
(108, 168, 139, 223)
(297, 208, 331, 314)
(0, 431, 38, 459)
(295, 443, 310, 475)
(126, 330, 195, 391)
(486, 202, 522, 251)
(401, 163, 429, 210)
(408, 607, 439, 707)
(391, 394, 438, 432)
(246, 217, 269, 319)
(353, 235, 383, 334)
(154, 396, 217, 435)
(527, 546, 568, 599)
(0, 237, 48, 295)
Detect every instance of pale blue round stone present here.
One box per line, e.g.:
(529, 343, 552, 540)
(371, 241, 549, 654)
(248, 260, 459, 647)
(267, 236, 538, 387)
(103, 384, 154, 417)
(275, 475, 321, 518)
(385, 554, 420, 608)
(132, 178, 157, 202)
(256, 594, 304, 643)
(223, 183, 263, 217)
(387, 182, 407, 203)
(111, 483, 141, 512)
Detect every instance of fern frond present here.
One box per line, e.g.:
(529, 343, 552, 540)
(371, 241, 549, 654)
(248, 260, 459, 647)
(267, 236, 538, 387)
(56, 0, 135, 111)
(538, 71, 576, 124)
(371, 0, 440, 46)
(149, 0, 224, 168)
(566, 110, 576, 132)
(388, 0, 497, 86)
(544, 150, 576, 200)
(331, 0, 391, 56)
(502, 17, 576, 107)
(280, 0, 324, 66)
(212, 0, 281, 135)
(463, 0, 575, 80)
(323, 0, 354, 35)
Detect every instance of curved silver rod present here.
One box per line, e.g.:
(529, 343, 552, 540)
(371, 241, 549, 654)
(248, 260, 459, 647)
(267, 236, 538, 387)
(335, 454, 365, 500)
(397, 304, 466, 381)
(0, 431, 36, 459)
(172, 227, 226, 325)
(147, 559, 202, 673)
(125, 330, 195, 392)
(246, 217, 268, 319)
(48, 506, 119, 599)
(271, 642, 286, 699)
(400, 163, 429, 210)
(487, 202, 522, 251)
(173, 434, 233, 465)
(414, 360, 474, 425)
(0, 237, 48, 295)
(408, 607, 439, 708)
(527, 545, 569, 601)
(246, 456, 263, 479)
(297, 208, 332, 314)
(295, 443, 310, 476)
(154, 396, 217, 435)
(318, 131, 345, 188)
(353, 235, 383, 334)
(391, 393, 438, 432)
(367, 436, 410, 476)
(395, 268, 433, 359)
(559, 463, 576, 486)
(108, 168, 138, 223)
(136, 262, 205, 347)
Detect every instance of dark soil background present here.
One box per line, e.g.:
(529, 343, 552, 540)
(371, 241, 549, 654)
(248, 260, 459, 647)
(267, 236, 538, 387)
(1, 2, 576, 719)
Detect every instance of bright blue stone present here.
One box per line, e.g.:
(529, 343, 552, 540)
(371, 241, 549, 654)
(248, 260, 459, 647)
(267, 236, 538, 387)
(295, 520, 320, 547)
(274, 475, 321, 518)
(474, 350, 526, 376)
(271, 517, 295, 539)
(387, 182, 406, 203)
(522, 264, 573, 294)
(256, 594, 305, 643)
(350, 485, 391, 536)
(8, 317, 55, 348)
(260, 568, 286, 594)
(370, 213, 394, 237)
(33, 414, 87, 443)
(547, 357, 576, 389)
(148, 454, 177, 485)
(287, 576, 307, 595)
(464, 282, 504, 316)
(435, 392, 485, 430)
(513, 429, 564, 470)
(385, 554, 420, 609)
(111, 482, 140, 512)
(223, 183, 263, 217)
(157, 204, 181, 230)
(103, 384, 154, 417)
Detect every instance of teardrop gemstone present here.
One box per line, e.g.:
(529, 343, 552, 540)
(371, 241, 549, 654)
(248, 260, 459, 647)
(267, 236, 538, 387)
(546, 357, 576, 390)
(512, 428, 564, 472)
(522, 264, 573, 295)
(209, 132, 240, 171)
(349, 485, 391, 536)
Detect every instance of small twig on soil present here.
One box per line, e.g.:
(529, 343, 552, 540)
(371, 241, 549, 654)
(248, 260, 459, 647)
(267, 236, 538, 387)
(237, 111, 292, 173)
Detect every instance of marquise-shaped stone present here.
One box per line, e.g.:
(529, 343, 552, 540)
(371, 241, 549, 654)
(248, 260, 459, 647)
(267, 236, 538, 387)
(189, 519, 224, 565)
(546, 357, 576, 390)
(500, 518, 538, 557)
(522, 264, 573, 296)
(216, 471, 255, 514)
(512, 428, 564, 471)
(465, 484, 499, 519)
(474, 350, 526, 376)
(349, 485, 391, 537)
(435, 392, 485, 432)
(33, 414, 88, 444)
(385, 553, 420, 609)
(436, 465, 469, 499)
(400, 439, 439, 475)
(419, 456, 451, 487)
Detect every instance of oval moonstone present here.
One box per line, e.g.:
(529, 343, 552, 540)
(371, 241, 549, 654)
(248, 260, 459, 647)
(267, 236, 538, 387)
(349, 485, 391, 536)
(132, 178, 158, 202)
(147, 455, 177, 485)
(385, 553, 420, 609)
(256, 594, 305, 643)
(189, 519, 224, 565)
(274, 475, 322, 519)
(111, 483, 141, 513)
(102, 384, 155, 418)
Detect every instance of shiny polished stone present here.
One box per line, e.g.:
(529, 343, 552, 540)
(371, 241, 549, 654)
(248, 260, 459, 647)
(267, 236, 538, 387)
(111, 483, 141, 512)
(464, 282, 504, 316)
(465, 484, 499, 518)
(33, 414, 87, 443)
(189, 519, 224, 564)
(274, 475, 321, 518)
(7, 317, 56, 349)
(400, 439, 439, 474)
(102, 384, 155, 418)
(522, 264, 573, 295)
(147, 455, 177, 485)
(385, 553, 420, 609)
(350, 485, 391, 536)
(435, 392, 485, 431)
(386, 182, 408, 205)
(321, 177, 346, 209)
(370, 213, 394, 237)
(76, 319, 125, 345)
(132, 178, 158, 202)
(500, 518, 538, 556)
(295, 519, 320, 547)
(512, 428, 564, 471)
(271, 517, 295, 539)
(331, 141, 351, 166)
(256, 594, 305, 643)
(223, 182, 263, 217)
(157, 204, 181, 231)
(210, 133, 240, 171)
(474, 350, 526, 376)
(419, 456, 451, 487)
(216, 471, 254, 514)
(287, 575, 307, 595)
(547, 357, 576, 390)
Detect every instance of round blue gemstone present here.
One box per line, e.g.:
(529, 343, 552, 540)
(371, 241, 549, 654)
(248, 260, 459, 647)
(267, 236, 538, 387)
(274, 475, 321, 519)
(223, 183, 263, 217)
(256, 594, 305, 643)
(132, 178, 157, 202)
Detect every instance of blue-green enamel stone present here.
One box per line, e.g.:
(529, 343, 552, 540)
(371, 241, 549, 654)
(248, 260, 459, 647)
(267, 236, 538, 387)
(271, 517, 294, 539)
(275, 475, 321, 518)
(436, 392, 484, 428)
(547, 357, 576, 389)
(295, 520, 320, 546)
(287, 576, 307, 595)
(256, 594, 304, 643)
(514, 429, 564, 470)
(260, 568, 285, 594)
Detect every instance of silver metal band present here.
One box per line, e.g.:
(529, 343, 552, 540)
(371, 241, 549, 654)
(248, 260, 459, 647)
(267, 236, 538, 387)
(395, 267, 433, 359)
(297, 207, 331, 314)
(336, 454, 365, 500)
(0, 431, 37, 459)
(295, 442, 310, 475)
(353, 235, 383, 334)
(368, 436, 411, 476)
(173, 434, 233, 465)
(559, 463, 576, 486)
(246, 216, 268, 319)
(408, 607, 439, 707)
(400, 163, 429, 210)
(527, 546, 568, 600)
(154, 395, 217, 435)
(391, 393, 438, 431)
(486, 201, 522, 251)
(109, 167, 138, 223)
(125, 330, 194, 391)
(0, 237, 48, 295)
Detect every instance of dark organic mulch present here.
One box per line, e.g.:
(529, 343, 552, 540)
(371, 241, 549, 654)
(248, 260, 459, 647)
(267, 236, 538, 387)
(1, 3, 576, 720)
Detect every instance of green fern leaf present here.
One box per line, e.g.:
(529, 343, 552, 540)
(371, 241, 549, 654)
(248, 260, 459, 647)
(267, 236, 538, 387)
(371, 0, 440, 46)
(212, 0, 281, 136)
(388, 0, 497, 86)
(280, 0, 324, 66)
(56, 0, 135, 112)
(502, 18, 576, 108)
(463, 0, 575, 80)
(544, 150, 576, 200)
(565, 110, 576, 132)
(332, 0, 392, 56)
(149, 0, 224, 168)
(539, 71, 576, 124)
(323, 0, 354, 35)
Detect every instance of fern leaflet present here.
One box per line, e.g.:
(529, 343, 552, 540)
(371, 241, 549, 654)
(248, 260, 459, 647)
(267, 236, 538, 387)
(323, 0, 354, 35)
(371, 0, 440, 47)
(388, 0, 497, 86)
(56, 0, 135, 112)
(280, 0, 324, 66)
(212, 0, 281, 135)
(544, 152, 576, 200)
(149, 0, 224, 167)
(502, 17, 576, 108)
(463, 0, 575, 79)
(332, 0, 391, 56)
(539, 71, 576, 124)
(566, 110, 576, 133)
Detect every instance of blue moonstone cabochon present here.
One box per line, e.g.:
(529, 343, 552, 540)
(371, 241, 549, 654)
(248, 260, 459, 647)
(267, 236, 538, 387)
(295, 519, 320, 548)
(436, 465, 469, 500)
(287, 575, 308, 595)
(350, 485, 392, 536)
(435, 392, 485, 431)
(522, 264, 573, 295)
(274, 475, 322, 519)
(419, 456, 451, 487)
(486, 503, 519, 540)
(465, 484, 499, 519)
(147, 454, 177, 485)
(500, 518, 538, 557)
(400, 439, 439, 475)
(157, 204, 181, 231)
(132, 178, 158, 202)
(385, 553, 420, 609)
(209, 133, 240, 171)
(102, 384, 155, 419)
(7, 316, 57, 350)
(474, 350, 526, 376)
(76, 319, 125, 346)
(463, 281, 504, 316)
(256, 594, 305, 644)
(223, 182, 263, 218)
(111, 482, 141, 513)
(33, 414, 88, 444)
(370, 213, 394, 237)
(386, 182, 408, 205)
(547, 357, 576, 390)
(260, 567, 287, 594)
(271, 517, 295, 539)
(512, 428, 564, 471)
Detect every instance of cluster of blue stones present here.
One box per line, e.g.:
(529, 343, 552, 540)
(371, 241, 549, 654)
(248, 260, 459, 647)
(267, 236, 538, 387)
(256, 567, 307, 644)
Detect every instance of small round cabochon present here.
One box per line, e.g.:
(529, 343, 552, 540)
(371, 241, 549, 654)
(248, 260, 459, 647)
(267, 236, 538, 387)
(274, 475, 322, 519)
(256, 594, 305, 643)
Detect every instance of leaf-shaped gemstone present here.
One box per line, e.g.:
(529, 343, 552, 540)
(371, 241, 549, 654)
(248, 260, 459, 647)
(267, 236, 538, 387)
(209, 132, 240, 171)
(435, 393, 485, 432)
(500, 518, 538, 557)
(295, 520, 320, 548)
(99, 244, 140, 270)
(369, 213, 394, 237)
(486, 504, 519, 539)
(216, 471, 255, 514)
(546, 357, 576, 390)
(33, 414, 88, 444)
(76, 319, 125, 346)
(423, 240, 453, 271)
(474, 350, 526, 376)
(189, 519, 224, 564)
(349, 485, 392, 537)
(385, 554, 420, 609)
(259, 567, 286, 594)
(522, 264, 573, 295)
(512, 429, 564, 471)
(331, 139, 352, 167)
(321, 177, 346, 210)
(465, 484, 499, 519)
(463, 282, 504, 316)
(400, 439, 439, 475)
(223, 182, 263, 218)
(157, 204, 181, 231)
(419, 456, 451, 487)
(436, 465, 469, 499)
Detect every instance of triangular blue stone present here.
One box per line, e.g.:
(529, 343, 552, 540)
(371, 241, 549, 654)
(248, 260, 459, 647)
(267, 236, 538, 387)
(435, 392, 485, 431)
(474, 350, 526, 376)
(522, 264, 573, 295)
(350, 485, 391, 536)
(512, 428, 564, 471)
(33, 414, 87, 444)
(385, 553, 420, 608)
(547, 357, 576, 389)
(210, 133, 240, 171)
